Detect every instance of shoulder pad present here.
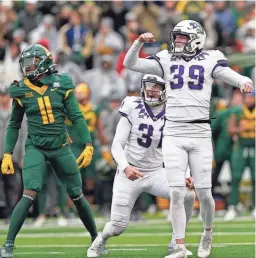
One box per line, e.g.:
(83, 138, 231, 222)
(8, 80, 26, 98)
(209, 50, 228, 63)
(119, 96, 141, 119)
(58, 73, 75, 90)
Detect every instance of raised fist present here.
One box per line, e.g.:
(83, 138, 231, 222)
(138, 33, 156, 43)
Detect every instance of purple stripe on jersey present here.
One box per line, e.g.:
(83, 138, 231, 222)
(211, 59, 229, 79)
(146, 55, 164, 78)
(119, 111, 132, 125)
(144, 103, 166, 121)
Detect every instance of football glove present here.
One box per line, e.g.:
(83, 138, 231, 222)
(76, 145, 94, 169)
(1, 153, 14, 174)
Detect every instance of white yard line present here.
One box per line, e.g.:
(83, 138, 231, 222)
(3, 232, 253, 238)
(14, 252, 64, 255)
(16, 243, 255, 248)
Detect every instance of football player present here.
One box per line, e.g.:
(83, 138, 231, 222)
(123, 20, 254, 258)
(87, 74, 195, 258)
(0, 44, 97, 258)
(225, 90, 255, 221)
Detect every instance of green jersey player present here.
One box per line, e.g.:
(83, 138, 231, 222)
(0, 44, 98, 258)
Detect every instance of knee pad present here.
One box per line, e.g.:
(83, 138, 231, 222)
(111, 203, 131, 228)
(67, 186, 83, 201)
(170, 187, 186, 206)
(196, 188, 214, 205)
(24, 180, 42, 192)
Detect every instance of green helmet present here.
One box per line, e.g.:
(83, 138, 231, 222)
(19, 44, 54, 80)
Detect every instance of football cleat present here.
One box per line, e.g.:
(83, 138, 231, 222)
(168, 241, 193, 256)
(87, 233, 108, 257)
(0, 243, 14, 258)
(165, 244, 187, 258)
(224, 206, 237, 221)
(197, 233, 212, 258)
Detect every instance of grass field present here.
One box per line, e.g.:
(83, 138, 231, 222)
(0, 216, 255, 258)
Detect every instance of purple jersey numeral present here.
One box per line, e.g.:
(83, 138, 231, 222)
(188, 65, 204, 90)
(170, 65, 184, 89)
(137, 124, 154, 148)
(170, 65, 204, 90)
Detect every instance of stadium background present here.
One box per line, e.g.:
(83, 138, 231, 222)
(0, 0, 255, 237)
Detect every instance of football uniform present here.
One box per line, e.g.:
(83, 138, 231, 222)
(123, 39, 253, 188)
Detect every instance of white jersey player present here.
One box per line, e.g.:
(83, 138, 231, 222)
(87, 74, 195, 258)
(123, 20, 254, 258)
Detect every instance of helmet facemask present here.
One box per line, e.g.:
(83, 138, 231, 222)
(169, 32, 198, 57)
(141, 77, 166, 107)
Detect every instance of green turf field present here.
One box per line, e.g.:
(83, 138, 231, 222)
(0, 217, 255, 258)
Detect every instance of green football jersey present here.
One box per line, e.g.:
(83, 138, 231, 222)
(5, 73, 91, 152)
(211, 106, 242, 161)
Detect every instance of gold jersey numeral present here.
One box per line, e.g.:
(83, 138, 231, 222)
(37, 96, 55, 124)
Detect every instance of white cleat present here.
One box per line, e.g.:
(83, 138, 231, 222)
(251, 208, 256, 219)
(87, 233, 108, 257)
(224, 206, 237, 221)
(168, 241, 193, 256)
(197, 233, 212, 258)
(57, 216, 68, 227)
(33, 216, 46, 228)
(165, 244, 187, 258)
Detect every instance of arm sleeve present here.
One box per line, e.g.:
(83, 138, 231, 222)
(64, 91, 92, 144)
(213, 66, 253, 88)
(123, 39, 163, 77)
(111, 116, 131, 172)
(4, 100, 25, 154)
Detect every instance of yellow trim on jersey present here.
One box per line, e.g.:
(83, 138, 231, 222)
(64, 89, 73, 99)
(14, 98, 23, 107)
(37, 97, 49, 124)
(44, 96, 55, 123)
(242, 106, 255, 120)
(24, 78, 48, 95)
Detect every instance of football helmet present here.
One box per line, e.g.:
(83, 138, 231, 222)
(141, 74, 166, 107)
(19, 44, 54, 80)
(168, 20, 206, 57)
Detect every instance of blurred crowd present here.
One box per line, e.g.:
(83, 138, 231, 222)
(0, 0, 255, 225)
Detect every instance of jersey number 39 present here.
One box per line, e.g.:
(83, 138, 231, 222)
(170, 65, 204, 90)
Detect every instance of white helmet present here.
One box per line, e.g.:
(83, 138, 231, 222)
(168, 20, 206, 57)
(141, 74, 166, 107)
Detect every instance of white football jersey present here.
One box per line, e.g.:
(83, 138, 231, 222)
(151, 49, 229, 137)
(119, 96, 165, 172)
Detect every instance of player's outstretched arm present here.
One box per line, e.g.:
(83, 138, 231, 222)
(123, 33, 163, 77)
(2, 100, 25, 174)
(213, 66, 254, 93)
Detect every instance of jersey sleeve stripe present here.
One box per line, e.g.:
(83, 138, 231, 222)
(14, 98, 24, 107)
(64, 89, 73, 99)
(119, 111, 132, 125)
(211, 59, 229, 79)
(146, 55, 165, 78)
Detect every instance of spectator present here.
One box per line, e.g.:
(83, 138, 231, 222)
(0, 86, 26, 221)
(17, 0, 43, 36)
(158, 1, 182, 44)
(94, 17, 124, 68)
(132, 1, 160, 41)
(12, 29, 28, 51)
(116, 33, 147, 75)
(56, 50, 83, 86)
(58, 10, 93, 68)
(83, 55, 126, 107)
(1, 42, 22, 86)
(236, 19, 255, 53)
(214, 1, 236, 46)
(102, 0, 129, 33)
(200, 2, 224, 49)
(29, 14, 59, 56)
(79, 1, 102, 34)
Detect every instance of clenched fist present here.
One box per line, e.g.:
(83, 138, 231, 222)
(138, 33, 156, 44)
(240, 82, 253, 93)
(124, 166, 144, 181)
